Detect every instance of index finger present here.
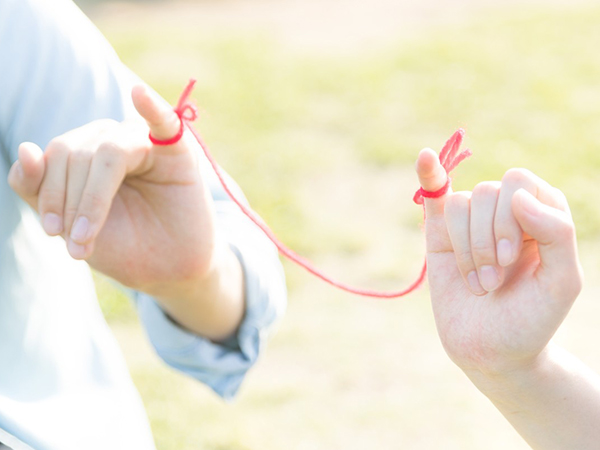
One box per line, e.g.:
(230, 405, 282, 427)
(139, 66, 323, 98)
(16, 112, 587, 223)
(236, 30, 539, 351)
(494, 168, 568, 267)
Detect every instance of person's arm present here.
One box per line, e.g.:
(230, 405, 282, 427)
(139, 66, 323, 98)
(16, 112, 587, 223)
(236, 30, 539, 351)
(3, 0, 244, 341)
(8, 70, 246, 342)
(414, 148, 600, 449)
(3, 0, 286, 394)
(467, 344, 600, 450)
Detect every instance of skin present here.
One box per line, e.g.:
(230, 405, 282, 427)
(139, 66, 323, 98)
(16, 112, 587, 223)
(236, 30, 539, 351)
(7, 84, 245, 342)
(415, 147, 600, 449)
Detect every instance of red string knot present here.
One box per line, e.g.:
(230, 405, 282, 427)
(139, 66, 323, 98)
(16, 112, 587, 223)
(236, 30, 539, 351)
(413, 128, 472, 205)
(149, 78, 199, 146)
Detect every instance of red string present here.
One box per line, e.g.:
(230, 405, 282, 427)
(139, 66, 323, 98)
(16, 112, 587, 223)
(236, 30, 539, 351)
(149, 80, 199, 146)
(149, 79, 472, 298)
(413, 129, 472, 205)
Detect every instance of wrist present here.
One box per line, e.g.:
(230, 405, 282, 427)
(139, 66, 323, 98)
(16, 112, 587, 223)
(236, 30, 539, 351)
(144, 239, 246, 341)
(463, 344, 557, 404)
(461, 345, 600, 450)
(160, 237, 242, 303)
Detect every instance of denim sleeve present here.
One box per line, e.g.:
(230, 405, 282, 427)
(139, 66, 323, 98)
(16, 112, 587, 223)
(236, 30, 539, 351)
(135, 159, 287, 400)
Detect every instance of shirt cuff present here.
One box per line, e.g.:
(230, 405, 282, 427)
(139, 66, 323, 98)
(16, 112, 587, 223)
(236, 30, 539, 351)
(134, 228, 286, 400)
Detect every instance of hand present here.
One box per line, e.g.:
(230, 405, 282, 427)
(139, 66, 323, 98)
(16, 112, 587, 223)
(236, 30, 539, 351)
(8, 85, 244, 340)
(415, 148, 583, 377)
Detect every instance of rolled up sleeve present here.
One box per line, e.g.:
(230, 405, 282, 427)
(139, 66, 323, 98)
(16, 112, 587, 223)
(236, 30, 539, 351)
(135, 161, 287, 400)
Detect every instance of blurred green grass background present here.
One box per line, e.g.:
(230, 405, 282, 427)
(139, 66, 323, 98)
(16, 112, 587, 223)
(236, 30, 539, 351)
(84, 1, 600, 449)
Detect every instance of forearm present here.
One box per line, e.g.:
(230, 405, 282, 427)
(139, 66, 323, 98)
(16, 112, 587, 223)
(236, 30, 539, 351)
(144, 240, 245, 342)
(465, 344, 600, 450)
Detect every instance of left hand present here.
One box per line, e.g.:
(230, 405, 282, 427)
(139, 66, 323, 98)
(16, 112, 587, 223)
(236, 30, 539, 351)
(8, 84, 218, 297)
(415, 148, 583, 377)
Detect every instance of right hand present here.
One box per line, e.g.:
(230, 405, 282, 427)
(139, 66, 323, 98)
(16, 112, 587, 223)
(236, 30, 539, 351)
(415, 148, 583, 377)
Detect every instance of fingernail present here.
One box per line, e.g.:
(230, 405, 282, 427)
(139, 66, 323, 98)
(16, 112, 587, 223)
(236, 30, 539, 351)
(16, 163, 24, 179)
(67, 239, 87, 260)
(497, 239, 514, 267)
(70, 216, 89, 243)
(479, 265, 500, 291)
(467, 271, 485, 294)
(42, 213, 63, 235)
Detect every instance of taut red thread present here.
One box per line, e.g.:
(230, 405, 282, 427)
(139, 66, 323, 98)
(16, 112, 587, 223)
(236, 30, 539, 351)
(152, 79, 471, 298)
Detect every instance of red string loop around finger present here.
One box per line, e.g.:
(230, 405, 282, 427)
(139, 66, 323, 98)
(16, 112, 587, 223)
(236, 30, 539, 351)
(148, 79, 199, 146)
(412, 129, 472, 206)
(153, 79, 472, 298)
(149, 115, 185, 146)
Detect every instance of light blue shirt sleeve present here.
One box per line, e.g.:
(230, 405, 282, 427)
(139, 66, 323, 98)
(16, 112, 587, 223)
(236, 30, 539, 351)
(136, 163, 288, 400)
(1, 0, 287, 401)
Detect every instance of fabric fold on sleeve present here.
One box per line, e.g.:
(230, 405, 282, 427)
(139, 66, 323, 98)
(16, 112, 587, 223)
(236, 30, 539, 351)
(135, 199, 287, 400)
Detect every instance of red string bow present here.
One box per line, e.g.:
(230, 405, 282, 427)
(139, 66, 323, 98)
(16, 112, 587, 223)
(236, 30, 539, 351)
(413, 129, 472, 205)
(149, 80, 199, 146)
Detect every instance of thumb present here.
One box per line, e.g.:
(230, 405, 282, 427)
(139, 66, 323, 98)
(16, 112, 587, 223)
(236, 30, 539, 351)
(8, 142, 45, 210)
(512, 188, 583, 299)
(132, 84, 181, 144)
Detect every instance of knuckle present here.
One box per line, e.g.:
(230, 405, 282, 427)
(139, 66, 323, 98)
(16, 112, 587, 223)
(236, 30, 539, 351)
(63, 204, 80, 220)
(97, 141, 123, 159)
(552, 186, 566, 199)
(470, 238, 496, 259)
(493, 214, 519, 237)
(445, 192, 470, 208)
(502, 167, 534, 186)
(444, 191, 471, 217)
(69, 148, 92, 164)
(96, 142, 125, 170)
(552, 187, 570, 209)
(38, 187, 65, 212)
(472, 181, 500, 197)
(45, 139, 69, 159)
(567, 267, 584, 297)
(80, 190, 108, 218)
(555, 216, 576, 240)
(454, 248, 475, 268)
